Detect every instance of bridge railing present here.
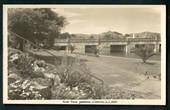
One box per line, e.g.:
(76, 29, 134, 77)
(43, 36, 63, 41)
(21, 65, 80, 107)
(70, 39, 99, 43)
(100, 38, 127, 42)
(127, 38, 160, 42)
(55, 38, 161, 43)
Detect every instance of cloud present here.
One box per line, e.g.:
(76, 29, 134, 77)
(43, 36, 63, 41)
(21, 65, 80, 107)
(64, 21, 111, 34)
(55, 8, 161, 34)
(51, 8, 81, 18)
(69, 19, 85, 24)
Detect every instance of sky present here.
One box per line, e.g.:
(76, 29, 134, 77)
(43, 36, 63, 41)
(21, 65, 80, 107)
(52, 7, 161, 34)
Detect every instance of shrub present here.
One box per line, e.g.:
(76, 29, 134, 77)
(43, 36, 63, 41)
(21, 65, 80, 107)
(8, 79, 44, 100)
(51, 84, 81, 99)
(55, 56, 105, 99)
(57, 58, 92, 90)
(8, 48, 106, 99)
(69, 45, 75, 53)
(8, 73, 21, 85)
(14, 53, 37, 78)
(8, 48, 22, 65)
(134, 45, 156, 63)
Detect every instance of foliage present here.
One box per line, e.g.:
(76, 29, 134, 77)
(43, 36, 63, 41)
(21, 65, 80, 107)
(68, 45, 75, 53)
(57, 56, 91, 89)
(8, 48, 105, 100)
(51, 84, 85, 99)
(8, 79, 44, 100)
(8, 48, 52, 100)
(134, 32, 160, 39)
(8, 47, 146, 100)
(8, 48, 46, 78)
(15, 54, 36, 78)
(59, 32, 71, 39)
(134, 45, 156, 63)
(101, 31, 124, 39)
(8, 48, 22, 62)
(54, 56, 104, 99)
(8, 8, 67, 50)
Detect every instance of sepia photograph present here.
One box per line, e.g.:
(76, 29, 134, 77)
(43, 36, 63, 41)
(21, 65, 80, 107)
(3, 5, 166, 105)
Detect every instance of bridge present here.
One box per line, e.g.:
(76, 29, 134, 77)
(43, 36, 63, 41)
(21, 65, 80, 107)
(54, 38, 161, 55)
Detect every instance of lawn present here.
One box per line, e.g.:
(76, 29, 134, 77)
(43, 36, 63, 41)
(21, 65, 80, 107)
(79, 55, 161, 99)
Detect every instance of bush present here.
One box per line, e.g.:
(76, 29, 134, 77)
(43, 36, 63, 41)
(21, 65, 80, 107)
(16, 54, 35, 77)
(68, 45, 75, 53)
(10, 53, 46, 78)
(55, 56, 105, 99)
(8, 48, 106, 99)
(57, 56, 92, 89)
(134, 45, 156, 63)
(8, 79, 45, 100)
(51, 84, 82, 99)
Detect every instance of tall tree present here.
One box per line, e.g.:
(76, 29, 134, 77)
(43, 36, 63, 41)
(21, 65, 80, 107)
(8, 8, 67, 50)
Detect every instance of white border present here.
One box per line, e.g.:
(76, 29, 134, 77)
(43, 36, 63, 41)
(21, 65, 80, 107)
(3, 5, 166, 105)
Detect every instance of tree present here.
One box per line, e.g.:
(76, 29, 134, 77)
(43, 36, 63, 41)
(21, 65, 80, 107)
(69, 45, 75, 53)
(101, 31, 124, 39)
(133, 44, 156, 63)
(59, 32, 71, 39)
(8, 8, 67, 51)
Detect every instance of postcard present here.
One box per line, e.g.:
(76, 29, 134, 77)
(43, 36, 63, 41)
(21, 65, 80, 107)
(3, 5, 166, 105)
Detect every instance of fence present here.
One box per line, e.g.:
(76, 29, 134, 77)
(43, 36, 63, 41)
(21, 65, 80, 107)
(55, 38, 161, 43)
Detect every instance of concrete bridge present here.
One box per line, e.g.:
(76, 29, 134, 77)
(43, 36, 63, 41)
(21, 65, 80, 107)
(54, 38, 161, 55)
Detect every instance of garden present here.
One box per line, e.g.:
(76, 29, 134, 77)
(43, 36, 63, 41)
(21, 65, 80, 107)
(7, 8, 161, 100)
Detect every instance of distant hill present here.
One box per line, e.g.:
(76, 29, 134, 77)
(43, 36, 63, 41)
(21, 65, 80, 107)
(126, 32, 160, 39)
(99, 31, 124, 39)
(70, 31, 124, 39)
